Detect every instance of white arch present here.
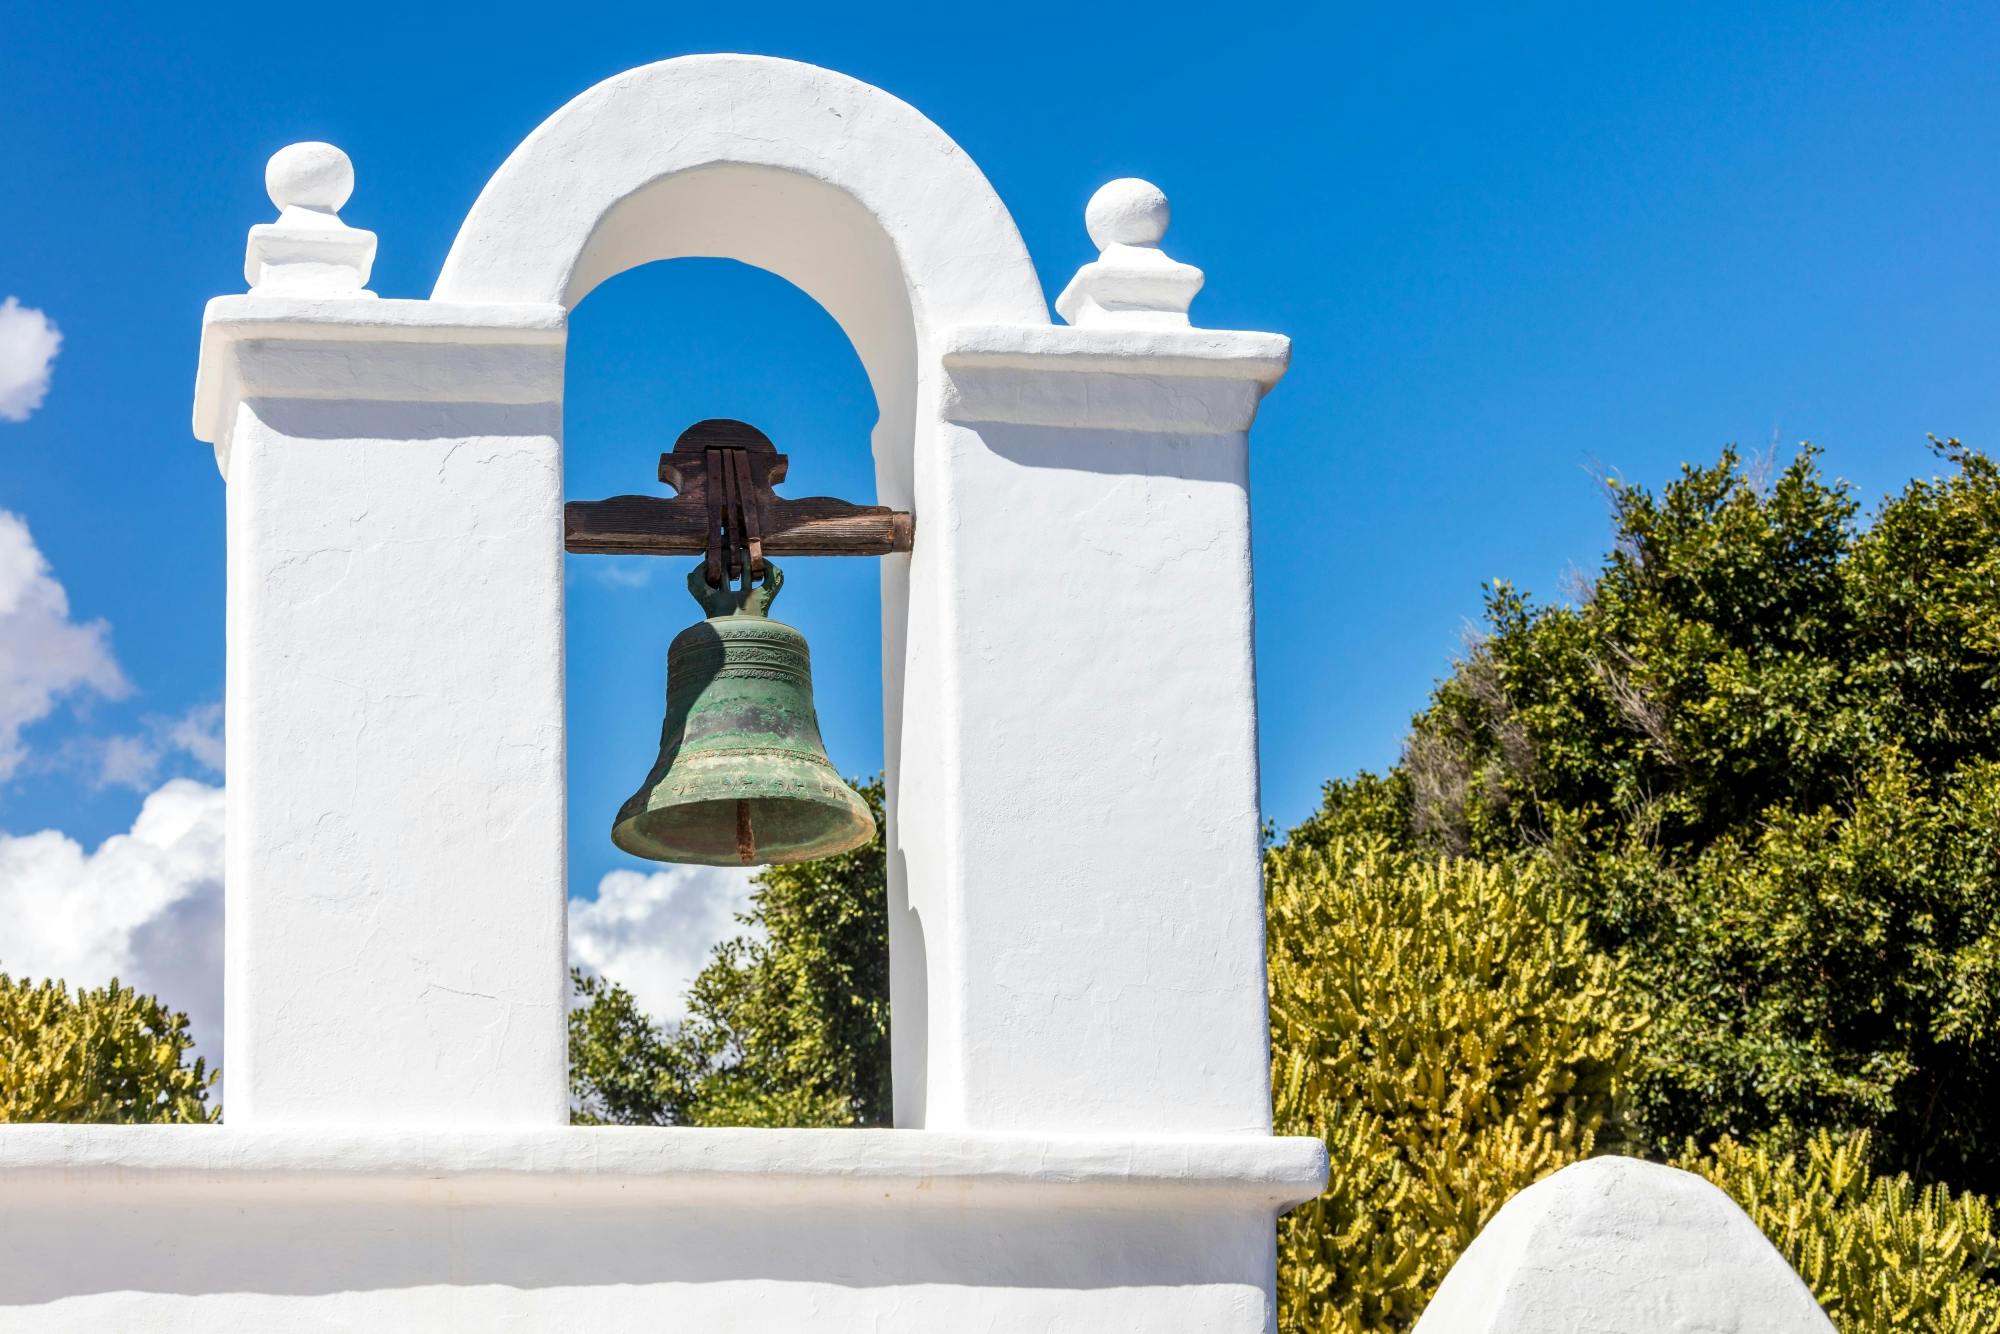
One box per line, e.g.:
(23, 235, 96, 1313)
(433, 53, 1049, 505)
(436, 55, 1059, 1122)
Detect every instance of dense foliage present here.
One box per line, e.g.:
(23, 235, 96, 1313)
(1309, 442, 2000, 1191)
(1268, 839, 1644, 1331)
(567, 968, 689, 1125)
(570, 779, 890, 1127)
(0, 974, 216, 1123)
(1681, 1131, 2000, 1333)
(1268, 840, 2000, 1333)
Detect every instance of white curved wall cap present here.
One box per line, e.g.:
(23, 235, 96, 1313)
(1413, 1156, 1834, 1333)
(431, 53, 1047, 511)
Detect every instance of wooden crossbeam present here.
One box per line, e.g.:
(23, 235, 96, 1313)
(563, 419, 914, 558)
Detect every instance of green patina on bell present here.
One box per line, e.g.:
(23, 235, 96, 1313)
(612, 562, 876, 867)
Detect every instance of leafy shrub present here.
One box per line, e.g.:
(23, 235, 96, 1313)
(0, 973, 216, 1123)
(1682, 1130, 2000, 1333)
(1268, 838, 1645, 1332)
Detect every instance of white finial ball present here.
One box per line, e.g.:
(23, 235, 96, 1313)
(266, 142, 354, 214)
(1084, 178, 1170, 250)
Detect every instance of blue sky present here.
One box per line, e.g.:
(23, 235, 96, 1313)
(4, 2, 1999, 1037)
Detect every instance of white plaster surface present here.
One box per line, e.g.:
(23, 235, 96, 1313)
(0, 1123, 1329, 1204)
(434, 53, 1047, 512)
(198, 298, 571, 1128)
(0, 1127, 1323, 1331)
(1085, 178, 1172, 249)
(266, 141, 355, 214)
(1414, 1156, 1835, 1333)
(187, 55, 1297, 1142)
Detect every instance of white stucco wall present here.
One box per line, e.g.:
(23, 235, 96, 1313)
(0, 1125, 1322, 1332)
(925, 324, 1286, 1132)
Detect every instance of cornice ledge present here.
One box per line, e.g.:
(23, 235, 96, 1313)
(939, 323, 1290, 435)
(194, 297, 570, 470)
(941, 322, 1290, 383)
(200, 295, 568, 345)
(0, 1125, 1329, 1212)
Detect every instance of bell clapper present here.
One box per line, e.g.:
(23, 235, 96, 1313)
(735, 799, 755, 865)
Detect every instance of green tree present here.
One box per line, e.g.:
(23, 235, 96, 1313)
(1318, 442, 2000, 1189)
(569, 778, 891, 1128)
(567, 967, 697, 1125)
(0, 973, 218, 1123)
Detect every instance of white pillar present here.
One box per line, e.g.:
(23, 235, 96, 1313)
(197, 146, 571, 1126)
(897, 183, 1286, 1134)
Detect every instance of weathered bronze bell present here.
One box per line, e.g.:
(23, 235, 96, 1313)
(613, 562, 875, 867)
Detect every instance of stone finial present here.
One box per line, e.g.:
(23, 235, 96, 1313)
(1055, 179, 1204, 329)
(244, 142, 377, 297)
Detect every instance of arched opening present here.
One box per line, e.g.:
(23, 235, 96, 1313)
(563, 257, 890, 1126)
(433, 54, 1052, 1130)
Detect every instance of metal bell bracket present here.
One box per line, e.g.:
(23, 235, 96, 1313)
(563, 418, 915, 570)
(688, 560, 782, 618)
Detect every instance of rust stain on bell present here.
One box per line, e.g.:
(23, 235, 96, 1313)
(612, 561, 876, 867)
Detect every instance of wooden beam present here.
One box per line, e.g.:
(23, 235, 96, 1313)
(564, 493, 914, 556)
(566, 418, 915, 559)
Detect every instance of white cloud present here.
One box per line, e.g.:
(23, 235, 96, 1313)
(0, 779, 224, 1062)
(569, 864, 760, 1025)
(90, 700, 224, 792)
(95, 734, 161, 791)
(166, 701, 225, 771)
(0, 298, 61, 422)
(0, 509, 127, 780)
(590, 559, 656, 590)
